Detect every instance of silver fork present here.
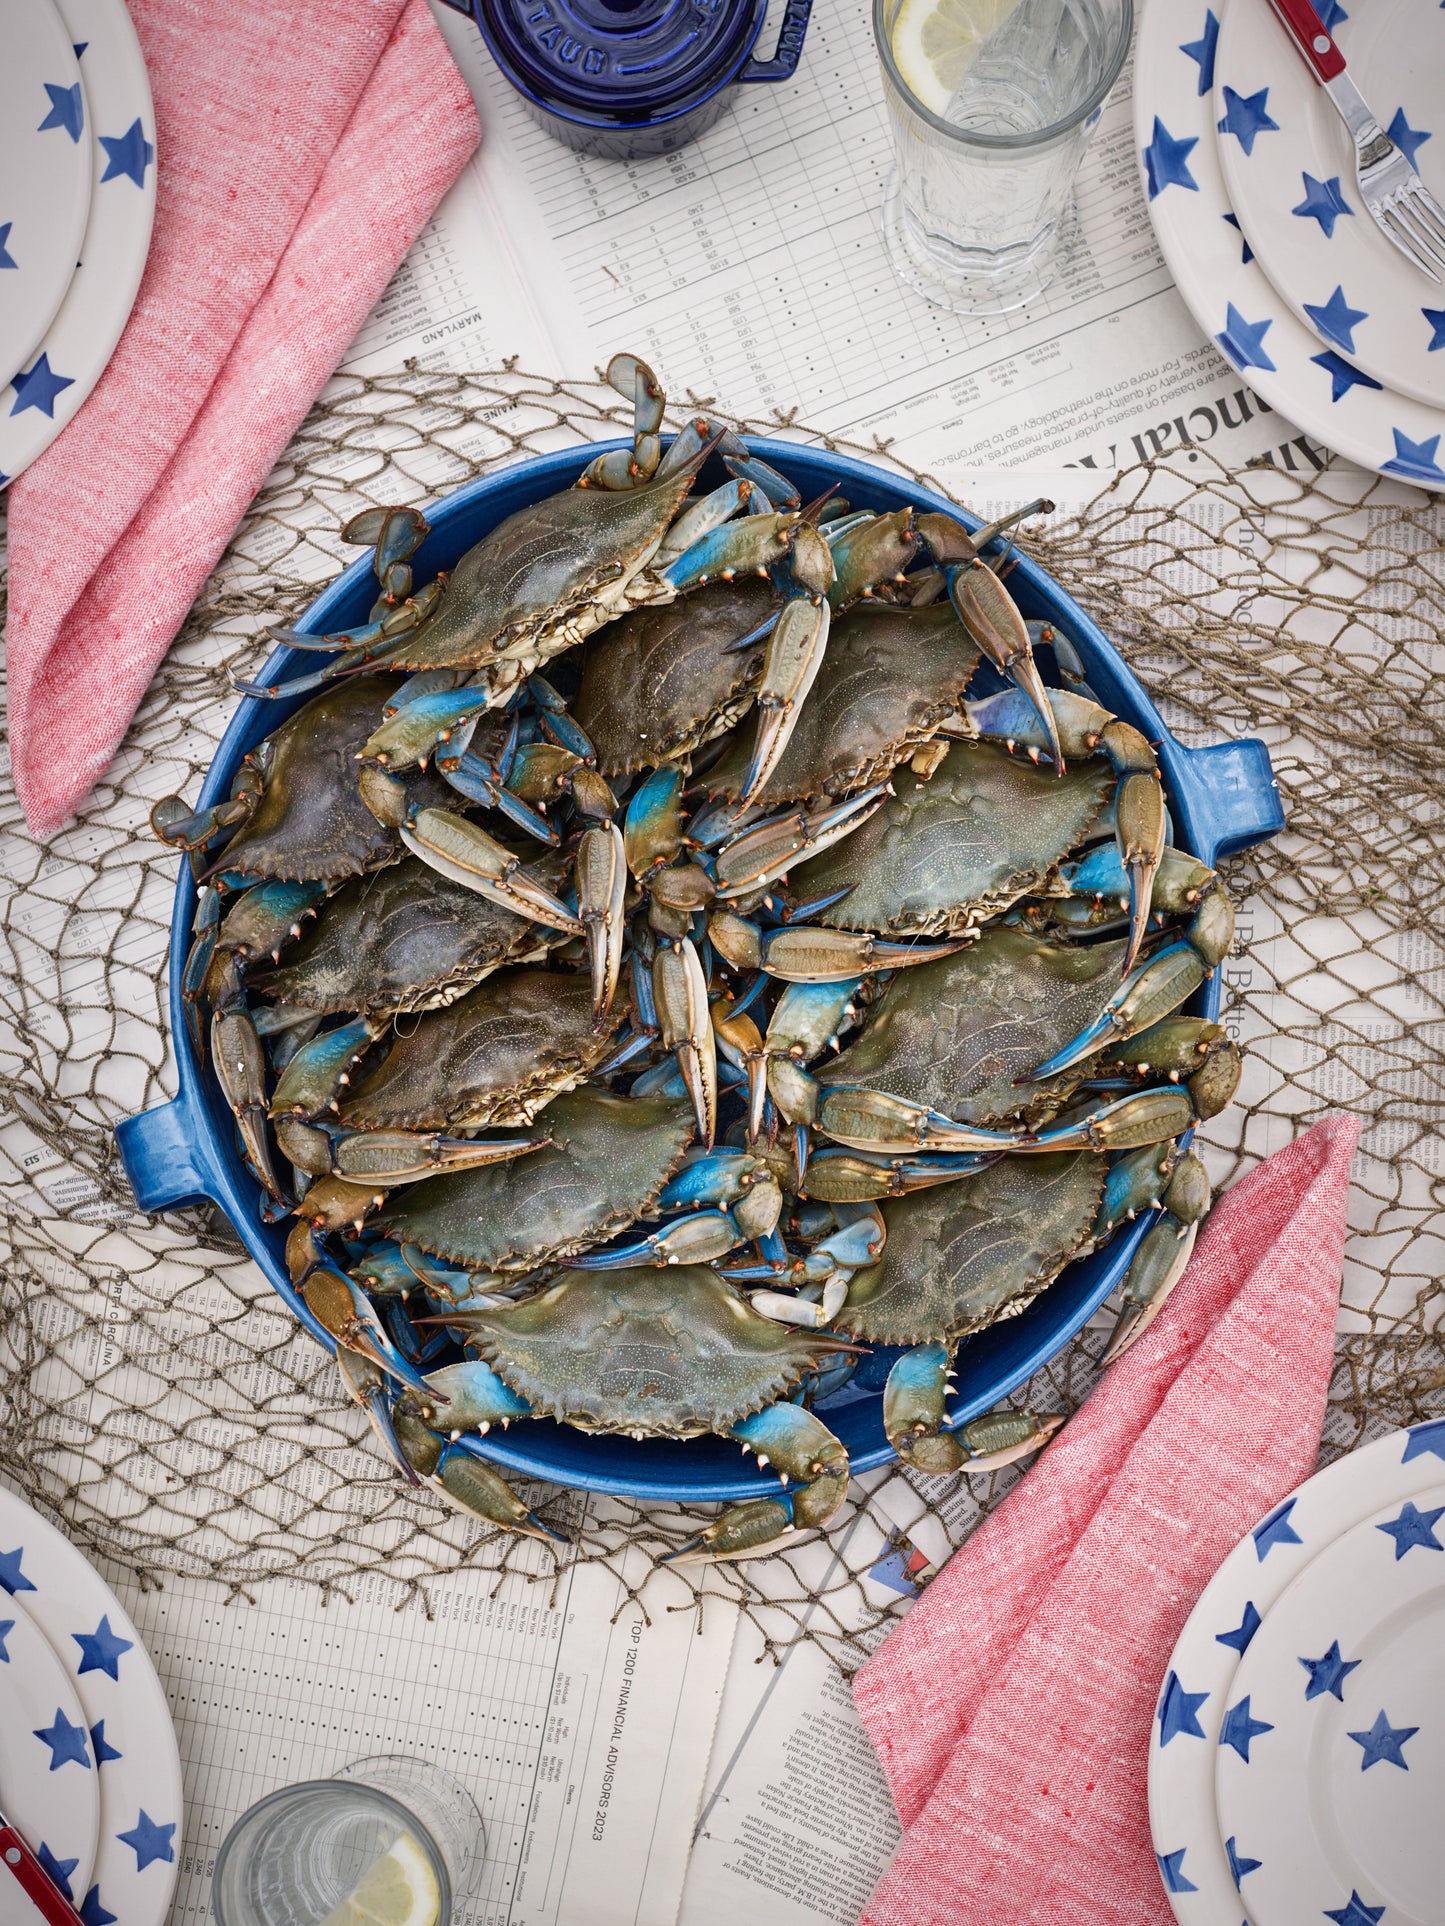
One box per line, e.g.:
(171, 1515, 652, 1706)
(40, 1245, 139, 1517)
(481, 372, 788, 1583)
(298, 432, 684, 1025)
(1267, 0, 1445, 283)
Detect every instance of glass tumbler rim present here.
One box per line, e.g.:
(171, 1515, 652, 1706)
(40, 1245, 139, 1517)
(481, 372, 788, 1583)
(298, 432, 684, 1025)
(211, 1777, 453, 1926)
(872, 0, 1134, 150)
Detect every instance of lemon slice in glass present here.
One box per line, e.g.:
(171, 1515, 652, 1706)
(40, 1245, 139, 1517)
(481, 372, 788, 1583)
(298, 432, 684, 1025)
(320, 1832, 442, 1926)
(889, 0, 1022, 117)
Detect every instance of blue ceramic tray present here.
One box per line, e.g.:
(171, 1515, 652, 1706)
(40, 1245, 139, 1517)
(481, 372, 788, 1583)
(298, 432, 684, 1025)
(117, 441, 1284, 1505)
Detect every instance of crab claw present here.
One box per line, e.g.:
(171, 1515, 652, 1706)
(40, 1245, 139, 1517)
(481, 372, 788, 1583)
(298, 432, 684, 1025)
(401, 808, 585, 936)
(666, 1404, 850, 1563)
(563, 1181, 782, 1270)
(212, 1006, 288, 1203)
(269, 1018, 377, 1121)
(800, 1146, 1002, 1201)
(740, 525, 834, 805)
(360, 687, 492, 772)
(948, 560, 1064, 775)
(712, 784, 889, 900)
(304, 1264, 438, 1399)
(652, 937, 718, 1147)
(577, 823, 628, 1026)
(330, 1129, 550, 1184)
(1024, 1086, 1198, 1153)
(1025, 939, 1212, 1082)
(335, 1350, 420, 1485)
(431, 1437, 570, 1544)
(815, 1087, 1015, 1155)
(1115, 768, 1168, 975)
(710, 917, 968, 983)
(1101, 1150, 1209, 1364)
(408, 1359, 534, 1431)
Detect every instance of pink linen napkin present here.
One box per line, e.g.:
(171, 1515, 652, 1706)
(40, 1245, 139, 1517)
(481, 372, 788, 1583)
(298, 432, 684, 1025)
(853, 1113, 1358, 1926)
(4, 0, 480, 838)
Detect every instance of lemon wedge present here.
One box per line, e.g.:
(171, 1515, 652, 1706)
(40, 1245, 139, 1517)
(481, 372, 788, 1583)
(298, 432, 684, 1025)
(319, 1832, 442, 1926)
(889, 0, 1022, 117)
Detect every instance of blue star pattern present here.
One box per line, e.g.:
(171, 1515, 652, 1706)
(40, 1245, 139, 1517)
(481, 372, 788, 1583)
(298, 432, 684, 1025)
(9, 355, 76, 419)
(74, 1615, 134, 1681)
(1217, 303, 1277, 372)
(99, 120, 155, 189)
(1157, 1670, 1209, 1744)
(0, 1619, 12, 1660)
(1225, 1836, 1262, 1888)
(1300, 1638, 1361, 1701)
(1311, 351, 1383, 402)
(1180, 12, 1219, 95)
(1347, 1708, 1418, 1770)
(1292, 173, 1353, 238)
(1304, 286, 1369, 354)
(0, 225, 15, 272)
(90, 1720, 121, 1765)
(79, 1887, 117, 1926)
(1217, 1600, 1262, 1654)
(1313, 0, 1347, 25)
(33, 1707, 92, 1771)
(1324, 1896, 1386, 1926)
(1217, 85, 1280, 156)
(0, 1545, 36, 1594)
(1388, 108, 1431, 170)
(1219, 1694, 1274, 1761)
(1383, 429, 1445, 484)
(1403, 1417, 1445, 1459)
(1222, 213, 1255, 265)
(39, 82, 84, 142)
(1376, 1498, 1444, 1558)
(1143, 118, 1199, 199)
(35, 1844, 77, 1900)
(1157, 1848, 1199, 1895)
(117, 1809, 176, 1872)
(1252, 1498, 1302, 1559)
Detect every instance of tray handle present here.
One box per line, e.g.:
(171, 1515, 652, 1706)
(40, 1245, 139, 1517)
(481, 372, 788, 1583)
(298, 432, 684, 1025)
(115, 1091, 225, 1214)
(1172, 738, 1285, 864)
(740, 0, 813, 82)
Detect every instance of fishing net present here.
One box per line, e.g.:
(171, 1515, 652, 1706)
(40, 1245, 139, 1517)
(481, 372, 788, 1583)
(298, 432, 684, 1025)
(0, 364, 1441, 1671)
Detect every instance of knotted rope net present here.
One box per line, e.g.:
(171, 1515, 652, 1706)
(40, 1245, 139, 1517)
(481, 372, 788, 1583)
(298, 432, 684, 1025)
(0, 365, 1441, 1668)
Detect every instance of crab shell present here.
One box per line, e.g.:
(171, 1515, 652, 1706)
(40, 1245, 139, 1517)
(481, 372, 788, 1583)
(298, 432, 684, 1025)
(814, 925, 1131, 1130)
(573, 574, 778, 776)
(340, 967, 624, 1132)
(252, 853, 570, 1018)
(705, 600, 985, 806)
(217, 677, 453, 884)
(442, 1264, 835, 1437)
(835, 1151, 1105, 1345)
(379, 464, 708, 677)
(379, 1088, 696, 1274)
(793, 739, 1114, 937)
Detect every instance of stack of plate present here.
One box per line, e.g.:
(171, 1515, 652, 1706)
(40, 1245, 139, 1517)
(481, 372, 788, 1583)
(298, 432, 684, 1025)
(1136, 0, 1445, 487)
(0, 1486, 181, 1926)
(1149, 1418, 1445, 1924)
(1, 0, 155, 489)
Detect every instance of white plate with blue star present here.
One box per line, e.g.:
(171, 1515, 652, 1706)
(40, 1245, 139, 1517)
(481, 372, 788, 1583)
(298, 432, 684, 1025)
(1148, 1417, 1445, 1924)
(1215, 1473, 1445, 1926)
(1215, 0, 1445, 410)
(1135, 0, 1445, 489)
(0, 1597, 100, 1908)
(0, 0, 92, 397)
(0, 0, 155, 488)
(0, 1488, 181, 1926)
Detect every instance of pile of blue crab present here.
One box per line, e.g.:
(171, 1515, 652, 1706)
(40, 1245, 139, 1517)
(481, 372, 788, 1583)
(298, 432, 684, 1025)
(152, 354, 1238, 1563)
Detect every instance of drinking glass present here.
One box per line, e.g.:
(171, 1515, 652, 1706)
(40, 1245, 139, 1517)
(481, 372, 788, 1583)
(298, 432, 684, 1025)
(212, 1755, 485, 1926)
(874, 0, 1133, 315)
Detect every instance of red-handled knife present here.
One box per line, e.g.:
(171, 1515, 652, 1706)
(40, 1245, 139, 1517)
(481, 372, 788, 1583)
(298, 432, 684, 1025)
(0, 1812, 85, 1926)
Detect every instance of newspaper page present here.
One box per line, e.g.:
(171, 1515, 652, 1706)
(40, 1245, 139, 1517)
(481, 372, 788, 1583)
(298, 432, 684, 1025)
(402, 0, 1304, 480)
(94, 1539, 734, 1926)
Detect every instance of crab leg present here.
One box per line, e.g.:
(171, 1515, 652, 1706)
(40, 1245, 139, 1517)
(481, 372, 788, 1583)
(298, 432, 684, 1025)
(624, 765, 685, 878)
(884, 1343, 1066, 1473)
(1101, 1150, 1210, 1363)
(401, 809, 585, 935)
(813, 1087, 1020, 1154)
(442, 750, 559, 844)
(666, 1404, 851, 1563)
(652, 937, 718, 1146)
(335, 1350, 420, 1485)
(711, 784, 889, 900)
(654, 479, 754, 563)
(713, 1004, 768, 1140)
(740, 524, 835, 805)
(562, 1178, 783, 1269)
(800, 1146, 1003, 1201)
(720, 447, 802, 512)
(578, 823, 629, 1024)
(212, 1003, 289, 1204)
(1025, 890, 1235, 1081)
(324, 1128, 550, 1185)
(304, 1264, 438, 1398)
(393, 1410, 567, 1542)
(708, 912, 966, 982)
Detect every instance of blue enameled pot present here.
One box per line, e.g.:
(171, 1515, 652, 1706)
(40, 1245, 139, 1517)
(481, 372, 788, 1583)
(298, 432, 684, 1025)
(117, 439, 1283, 1507)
